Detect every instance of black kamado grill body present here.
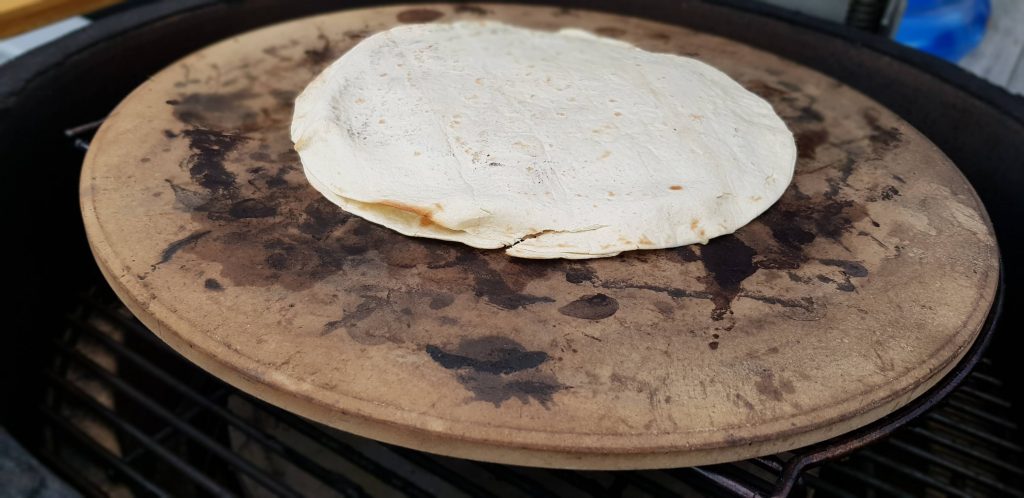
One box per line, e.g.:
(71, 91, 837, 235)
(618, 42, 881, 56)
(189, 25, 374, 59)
(1, 1, 1021, 497)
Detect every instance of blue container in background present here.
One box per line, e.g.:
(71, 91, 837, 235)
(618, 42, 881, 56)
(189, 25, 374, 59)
(894, 0, 991, 61)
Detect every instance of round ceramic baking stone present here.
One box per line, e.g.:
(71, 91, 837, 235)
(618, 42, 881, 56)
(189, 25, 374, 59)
(80, 3, 999, 469)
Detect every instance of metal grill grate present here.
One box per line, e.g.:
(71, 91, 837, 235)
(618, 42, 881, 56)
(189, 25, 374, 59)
(29, 120, 1019, 498)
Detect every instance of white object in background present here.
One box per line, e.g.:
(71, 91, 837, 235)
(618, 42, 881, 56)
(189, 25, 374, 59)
(959, 0, 1024, 95)
(0, 16, 90, 65)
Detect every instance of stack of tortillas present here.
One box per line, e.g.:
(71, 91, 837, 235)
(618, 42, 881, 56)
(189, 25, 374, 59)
(291, 21, 796, 259)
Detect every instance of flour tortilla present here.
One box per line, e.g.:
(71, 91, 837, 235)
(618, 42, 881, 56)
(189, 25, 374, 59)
(291, 21, 796, 259)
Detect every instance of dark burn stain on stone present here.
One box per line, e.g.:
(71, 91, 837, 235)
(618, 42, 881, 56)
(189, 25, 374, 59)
(167, 180, 209, 210)
(269, 89, 298, 105)
(298, 197, 350, 239)
(428, 293, 455, 310)
(820, 259, 868, 277)
(450, 374, 562, 409)
(558, 293, 619, 320)
(741, 293, 817, 314)
(879, 185, 901, 200)
(599, 280, 712, 300)
(454, 4, 488, 15)
(814, 258, 867, 292)
(747, 189, 869, 296)
(595, 27, 627, 38)
(157, 230, 211, 266)
(744, 80, 824, 127)
(700, 235, 757, 320)
(304, 33, 334, 67)
(248, 151, 273, 162)
(426, 337, 564, 408)
(760, 193, 867, 255)
(754, 370, 795, 402)
(745, 80, 786, 100)
(863, 109, 903, 153)
(459, 253, 554, 310)
(163, 129, 178, 139)
(228, 198, 277, 219)
(172, 90, 261, 130)
(181, 129, 246, 193)
(674, 246, 701, 262)
(564, 263, 596, 284)
(323, 295, 387, 337)
(796, 128, 829, 160)
(426, 337, 547, 374)
(734, 393, 755, 411)
(204, 278, 224, 291)
(397, 8, 444, 23)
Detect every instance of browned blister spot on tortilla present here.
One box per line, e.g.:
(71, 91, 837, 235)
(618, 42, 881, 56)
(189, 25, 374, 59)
(670, 185, 684, 191)
(373, 199, 442, 228)
(454, 4, 488, 15)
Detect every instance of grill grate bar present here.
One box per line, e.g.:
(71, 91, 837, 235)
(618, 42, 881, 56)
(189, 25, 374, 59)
(32, 447, 110, 498)
(943, 397, 1018, 430)
(545, 471, 610, 497)
(64, 118, 106, 137)
(122, 389, 230, 465)
(383, 446, 500, 498)
(39, 406, 172, 498)
(79, 294, 175, 353)
(43, 370, 236, 497)
(884, 438, 1023, 495)
(49, 338, 303, 498)
(475, 464, 563, 498)
(899, 427, 1024, 477)
(954, 385, 1014, 409)
(966, 371, 1003, 388)
(69, 315, 375, 498)
(676, 466, 768, 497)
(245, 397, 431, 498)
(64, 118, 104, 152)
(619, 473, 680, 497)
(751, 456, 785, 473)
(823, 464, 915, 497)
(926, 412, 1024, 453)
(800, 473, 859, 498)
(857, 450, 972, 497)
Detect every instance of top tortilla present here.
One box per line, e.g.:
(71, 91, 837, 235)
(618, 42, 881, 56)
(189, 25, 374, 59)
(292, 20, 796, 258)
